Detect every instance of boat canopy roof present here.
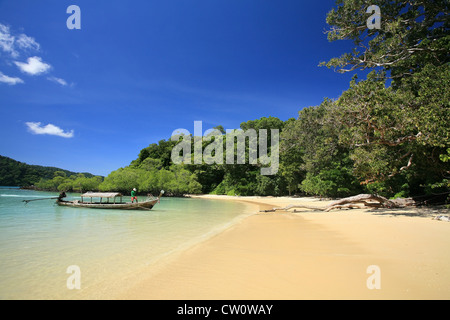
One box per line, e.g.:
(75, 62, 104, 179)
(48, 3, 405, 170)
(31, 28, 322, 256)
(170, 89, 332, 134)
(81, 192, 122, 198)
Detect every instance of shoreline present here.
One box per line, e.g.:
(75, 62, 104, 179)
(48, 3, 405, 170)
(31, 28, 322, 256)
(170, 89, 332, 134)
(118, 195, 450, 300)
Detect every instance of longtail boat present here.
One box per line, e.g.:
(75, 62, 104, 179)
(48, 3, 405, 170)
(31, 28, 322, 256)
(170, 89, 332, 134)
(56, 190, 164, 210)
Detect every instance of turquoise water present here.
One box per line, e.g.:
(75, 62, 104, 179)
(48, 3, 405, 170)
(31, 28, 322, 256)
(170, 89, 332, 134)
(0, 187, 253, 299)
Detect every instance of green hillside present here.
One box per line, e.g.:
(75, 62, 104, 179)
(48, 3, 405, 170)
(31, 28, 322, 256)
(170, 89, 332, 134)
(0, 155, 97, 187)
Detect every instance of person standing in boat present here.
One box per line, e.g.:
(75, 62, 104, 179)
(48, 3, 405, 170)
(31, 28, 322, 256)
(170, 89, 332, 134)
(131, 188, 138, 203)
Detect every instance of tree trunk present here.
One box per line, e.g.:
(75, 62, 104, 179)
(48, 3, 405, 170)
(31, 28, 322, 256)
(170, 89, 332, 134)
(260, 194, 417, 213)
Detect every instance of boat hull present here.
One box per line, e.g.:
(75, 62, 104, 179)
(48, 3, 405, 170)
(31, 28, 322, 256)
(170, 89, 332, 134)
(56, 199, 158, 210)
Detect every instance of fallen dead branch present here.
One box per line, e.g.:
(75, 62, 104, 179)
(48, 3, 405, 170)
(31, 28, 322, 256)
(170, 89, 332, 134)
(260, 194, 417, 213)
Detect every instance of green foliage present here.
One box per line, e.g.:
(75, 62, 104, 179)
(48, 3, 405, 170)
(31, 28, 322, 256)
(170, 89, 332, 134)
(98, 161, 202, 196)
(300, 161, 362, 198)
(440, 149, 450, 163)
(99, 168, 143, 193)
(0, 155, 99, 189)
(34, 173, 104, 193)
(300, 173, 335, 199)
(124, 116, 293, 197)
(135, 139, 177, 168)
(306, 0, 450, 200)
(321, 0, 449, 80)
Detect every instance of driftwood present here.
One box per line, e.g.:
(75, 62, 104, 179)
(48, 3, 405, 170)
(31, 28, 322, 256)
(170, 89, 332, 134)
(260, 194, 417, 213)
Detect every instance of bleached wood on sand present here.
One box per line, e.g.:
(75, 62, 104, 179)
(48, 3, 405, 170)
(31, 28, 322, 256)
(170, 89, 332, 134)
(260, 194, 416, 213)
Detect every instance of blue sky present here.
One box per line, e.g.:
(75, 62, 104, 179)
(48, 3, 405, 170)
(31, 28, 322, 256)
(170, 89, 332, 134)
(0, 0, 359, 176)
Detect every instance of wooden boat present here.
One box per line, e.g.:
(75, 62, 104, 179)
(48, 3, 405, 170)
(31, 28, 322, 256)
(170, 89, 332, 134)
(56, 191, 164, 210)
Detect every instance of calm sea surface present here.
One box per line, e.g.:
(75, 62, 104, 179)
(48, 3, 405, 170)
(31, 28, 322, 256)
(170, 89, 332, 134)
(0, 187, 253, 299)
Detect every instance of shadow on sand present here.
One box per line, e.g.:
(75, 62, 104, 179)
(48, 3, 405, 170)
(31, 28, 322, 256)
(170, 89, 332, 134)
(367, 205, 450, 218)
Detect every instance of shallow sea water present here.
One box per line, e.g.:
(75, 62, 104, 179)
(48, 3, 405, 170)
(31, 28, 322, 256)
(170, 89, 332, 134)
(0, 187, 253, 299)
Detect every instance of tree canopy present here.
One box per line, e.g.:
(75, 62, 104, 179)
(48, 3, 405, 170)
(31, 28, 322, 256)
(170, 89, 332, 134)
(321, 0, 449, 80)
(0, 155, 98, 188)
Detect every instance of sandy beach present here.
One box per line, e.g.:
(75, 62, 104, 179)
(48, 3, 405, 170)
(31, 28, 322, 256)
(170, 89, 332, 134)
(119, 195, 450, 300)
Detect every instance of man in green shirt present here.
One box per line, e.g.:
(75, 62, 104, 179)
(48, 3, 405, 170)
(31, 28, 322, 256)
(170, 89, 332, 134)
(131, 188, 138, 203)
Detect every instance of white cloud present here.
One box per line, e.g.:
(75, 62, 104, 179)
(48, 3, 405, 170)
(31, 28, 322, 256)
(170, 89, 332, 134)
(16, 34, 40, 51)
(0, 24, 18, 57)
(0, 23, 40, 58)
(0, 71, 24, 85)
(47, 76, 68, 86)
(1, 23, 70, 87)
(26, 122, 74, 138)
(14, 56, 51, 75)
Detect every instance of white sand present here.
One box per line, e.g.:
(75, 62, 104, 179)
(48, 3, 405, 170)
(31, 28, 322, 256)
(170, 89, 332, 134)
(119, 195, 450, 299)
